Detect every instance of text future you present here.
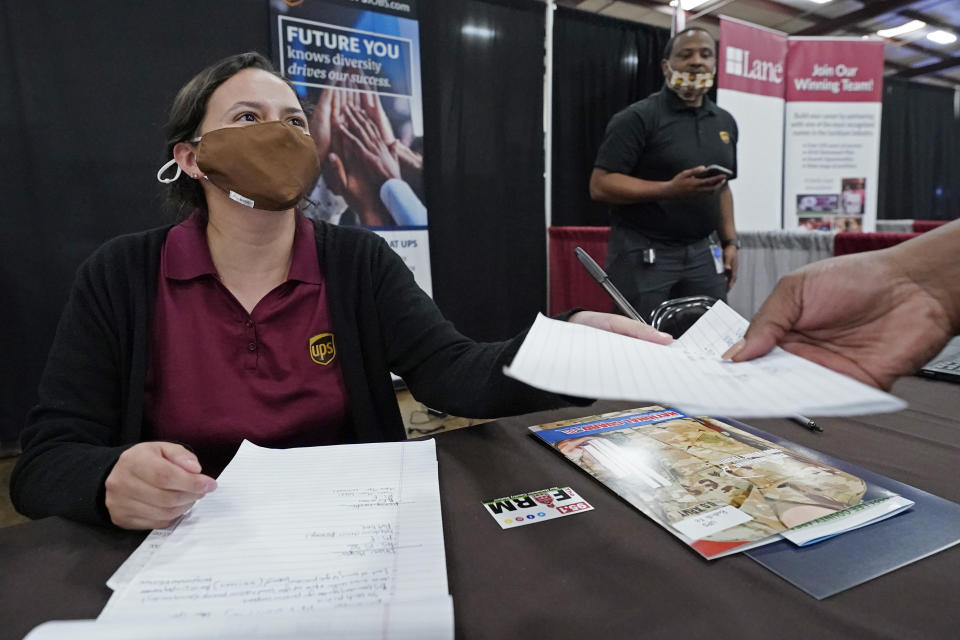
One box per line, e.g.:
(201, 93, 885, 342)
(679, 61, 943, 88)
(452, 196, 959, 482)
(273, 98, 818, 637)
(286, 25, 401, 59)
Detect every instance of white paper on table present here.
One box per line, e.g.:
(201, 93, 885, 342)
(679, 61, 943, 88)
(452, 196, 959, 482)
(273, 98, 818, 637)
(106, 525, 177, 591)
(25, 596, 453, 640)
(99, 439, 448, 622)
(503, 301, 906, 417)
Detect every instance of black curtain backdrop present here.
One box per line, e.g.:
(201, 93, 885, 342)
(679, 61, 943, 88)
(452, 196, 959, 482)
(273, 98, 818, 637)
(878, 78, 960, 221)
(0, 0, 548, 442)
(551, 7, 669, 227)
(0, 0, 273, 442)
(419, 0, 547, 341)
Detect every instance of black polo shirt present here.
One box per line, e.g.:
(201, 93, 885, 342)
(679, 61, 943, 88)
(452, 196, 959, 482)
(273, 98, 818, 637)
(595, 88, 738, 244)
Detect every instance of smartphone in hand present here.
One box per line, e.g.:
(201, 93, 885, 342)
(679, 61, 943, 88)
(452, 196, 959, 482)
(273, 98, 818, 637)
(695, 164, 733, 179)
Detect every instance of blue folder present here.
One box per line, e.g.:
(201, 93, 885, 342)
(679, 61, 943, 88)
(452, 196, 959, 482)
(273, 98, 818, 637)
(726, 418, 960, 600)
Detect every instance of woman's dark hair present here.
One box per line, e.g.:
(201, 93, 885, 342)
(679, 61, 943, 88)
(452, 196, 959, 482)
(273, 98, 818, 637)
(162, 52, 298, 219)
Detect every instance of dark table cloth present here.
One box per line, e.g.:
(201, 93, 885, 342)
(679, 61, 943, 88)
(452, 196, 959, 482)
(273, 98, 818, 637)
(2, 376, 958, 639)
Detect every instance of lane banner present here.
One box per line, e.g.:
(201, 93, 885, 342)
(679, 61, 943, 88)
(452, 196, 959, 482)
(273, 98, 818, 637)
(783, 37, 884, 232)
(718, 17, 787, 231)
(270, 0, 431, 295)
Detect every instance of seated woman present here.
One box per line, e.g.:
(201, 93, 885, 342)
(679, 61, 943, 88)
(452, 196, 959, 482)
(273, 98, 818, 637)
(10, 52, 670, 531)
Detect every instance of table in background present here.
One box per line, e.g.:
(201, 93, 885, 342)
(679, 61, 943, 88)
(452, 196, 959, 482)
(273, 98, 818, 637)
(726, 229, 833, 318)
(548, 226, 834, 319)
(549, 225, 947, 320)
(2, 376, 958, 640)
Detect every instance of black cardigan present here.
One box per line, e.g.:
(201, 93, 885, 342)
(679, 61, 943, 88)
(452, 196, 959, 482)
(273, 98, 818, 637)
(12, 221, 569, 525)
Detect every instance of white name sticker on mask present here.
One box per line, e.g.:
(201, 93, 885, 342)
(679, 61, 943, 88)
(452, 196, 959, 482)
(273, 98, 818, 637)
(229, 190, 255, 208)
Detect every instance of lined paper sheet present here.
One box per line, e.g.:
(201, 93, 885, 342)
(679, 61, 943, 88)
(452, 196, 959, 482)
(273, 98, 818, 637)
(27, 597, 453, 639)
(100, 439, 448, 621)
(673, 298, 749, 359)
(504, 301, 905, 417)
(106, 525, 176, 591)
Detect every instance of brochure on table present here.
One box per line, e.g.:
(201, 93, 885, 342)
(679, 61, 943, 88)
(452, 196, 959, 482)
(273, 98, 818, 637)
(529, 407, 907, 560)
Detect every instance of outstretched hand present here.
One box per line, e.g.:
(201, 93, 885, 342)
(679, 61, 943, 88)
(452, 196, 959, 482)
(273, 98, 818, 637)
(308, 88, 334, 164)
(338, 102, 401, 186)
(723, 251, 954, 390)
(324, 98, 400, 226)
(568, 311, 674, 345)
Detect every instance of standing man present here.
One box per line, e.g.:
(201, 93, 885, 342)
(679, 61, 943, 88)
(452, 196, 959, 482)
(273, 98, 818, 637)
(590, 27, 739, 323)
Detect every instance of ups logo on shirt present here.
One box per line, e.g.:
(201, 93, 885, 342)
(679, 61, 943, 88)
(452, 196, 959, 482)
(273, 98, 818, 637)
(719, 131, 731, 144)
(309, 333, 336, 365)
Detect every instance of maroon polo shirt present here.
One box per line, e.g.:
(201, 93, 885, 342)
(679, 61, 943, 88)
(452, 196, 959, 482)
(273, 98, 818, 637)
(144, 213, 348, 477)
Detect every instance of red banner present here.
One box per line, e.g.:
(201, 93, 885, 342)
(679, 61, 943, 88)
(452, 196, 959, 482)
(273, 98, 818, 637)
(718, 18, 787, 99)
(785, 39, 884, 103)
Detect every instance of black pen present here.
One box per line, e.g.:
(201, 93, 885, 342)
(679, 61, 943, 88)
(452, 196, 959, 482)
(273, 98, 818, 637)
(574, 247, 649, 325)
(790, 414, 823, 433)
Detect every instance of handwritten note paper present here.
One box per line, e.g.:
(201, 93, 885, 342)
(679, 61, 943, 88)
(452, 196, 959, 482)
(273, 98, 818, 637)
(503, 301, 905, 417)
(105, 525, 176, 592)
(673, 298, 749, 359)
(99, 440, 449, 624)
(27, 598, 453, 639)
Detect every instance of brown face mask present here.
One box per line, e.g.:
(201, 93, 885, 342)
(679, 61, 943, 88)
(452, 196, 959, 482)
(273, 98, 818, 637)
(192, 121, 320, 211)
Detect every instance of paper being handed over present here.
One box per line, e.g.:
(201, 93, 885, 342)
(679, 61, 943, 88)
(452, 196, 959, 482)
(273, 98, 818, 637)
(504, 301, 905, 417)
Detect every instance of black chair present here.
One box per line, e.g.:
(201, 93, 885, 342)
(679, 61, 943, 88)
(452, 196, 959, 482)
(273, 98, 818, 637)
(649, 296, 717, 337)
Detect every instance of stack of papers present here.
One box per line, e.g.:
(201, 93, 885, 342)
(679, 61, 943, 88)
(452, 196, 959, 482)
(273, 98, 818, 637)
(26, 440, 453, 640)
(505, 301, 906, 417)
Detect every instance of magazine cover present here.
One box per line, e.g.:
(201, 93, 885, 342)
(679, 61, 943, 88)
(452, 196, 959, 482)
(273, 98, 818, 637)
(530, 407, 897, 560)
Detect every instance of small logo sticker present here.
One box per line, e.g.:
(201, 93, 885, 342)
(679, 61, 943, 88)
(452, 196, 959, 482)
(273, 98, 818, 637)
(719, 131, 731, 144)
(309, 333, 336, 365)
(483, 486, 593, 529)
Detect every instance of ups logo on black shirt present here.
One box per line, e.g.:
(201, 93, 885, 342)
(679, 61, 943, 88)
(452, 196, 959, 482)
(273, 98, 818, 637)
(309, 333, 336, 365)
